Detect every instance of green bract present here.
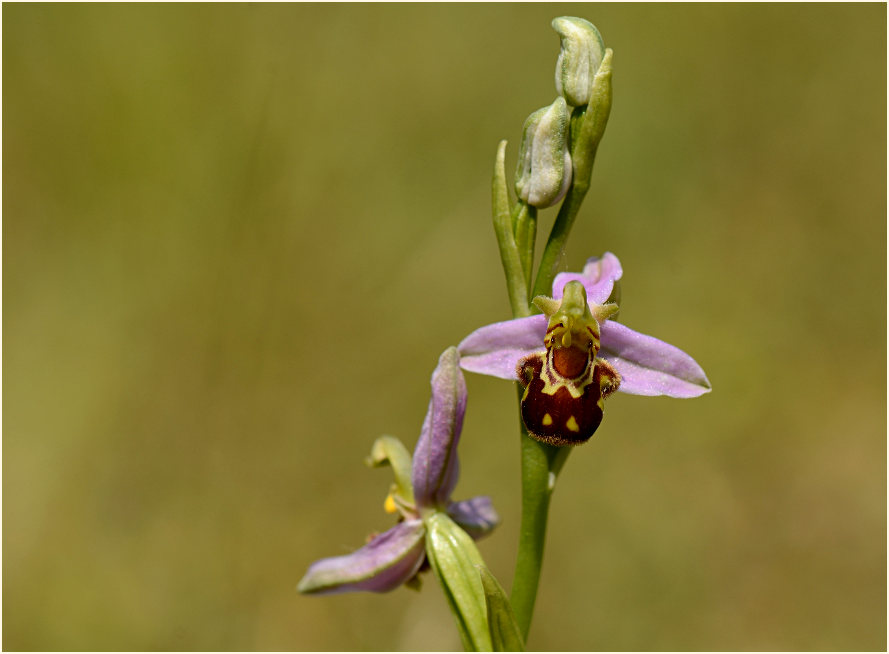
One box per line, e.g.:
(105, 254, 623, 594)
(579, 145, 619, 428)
(478, 565, 525, 651)
(425, 512, 492, 652)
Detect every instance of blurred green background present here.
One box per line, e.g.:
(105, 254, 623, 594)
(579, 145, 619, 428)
(3, 3, 885, 651)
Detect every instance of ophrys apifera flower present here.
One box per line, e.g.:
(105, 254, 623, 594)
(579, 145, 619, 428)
(458, 253, 710, 445)
(298, 348, 498, 595)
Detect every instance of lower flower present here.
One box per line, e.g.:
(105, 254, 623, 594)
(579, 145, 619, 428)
(298, 348, 499, 595)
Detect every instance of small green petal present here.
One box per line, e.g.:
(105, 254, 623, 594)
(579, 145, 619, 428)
(367, 435, 414, 505)
(590, 302, 619, 324)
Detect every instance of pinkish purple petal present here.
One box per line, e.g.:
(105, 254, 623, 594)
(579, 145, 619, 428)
(457, 314, 547, 380)
(297, 520, 426, 595)
(599, 321, 711, 398)
(412, 347, 468, 509)
(552, 252, 623, 303)
(447, 496, 500, 540)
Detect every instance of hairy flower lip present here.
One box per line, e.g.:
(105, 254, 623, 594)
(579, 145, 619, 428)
(298, 348, 500, 596)
(457, 252, 711, 398)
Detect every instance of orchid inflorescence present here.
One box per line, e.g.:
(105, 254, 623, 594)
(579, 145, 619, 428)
(299, 16, 710, 651)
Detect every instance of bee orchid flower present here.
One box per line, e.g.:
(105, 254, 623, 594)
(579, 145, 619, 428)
(458, 253, 710, 444)
(298, 347, 499, 595)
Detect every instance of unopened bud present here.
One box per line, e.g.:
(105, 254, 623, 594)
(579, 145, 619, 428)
(514, 97, 572, 208)
(552, 16, 606, 107)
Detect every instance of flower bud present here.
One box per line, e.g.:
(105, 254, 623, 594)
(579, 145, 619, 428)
(514, 97, 572, 209)
(552, 16, 606, 107)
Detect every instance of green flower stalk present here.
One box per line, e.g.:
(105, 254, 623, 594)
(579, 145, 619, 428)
(532, 46, 613, 300)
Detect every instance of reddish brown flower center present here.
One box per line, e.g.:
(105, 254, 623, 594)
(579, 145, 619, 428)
(552, 345, 589, 378)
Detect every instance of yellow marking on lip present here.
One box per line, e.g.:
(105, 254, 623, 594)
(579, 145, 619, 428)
(542, 413, 553, 426)
(383, 494, 398, 514)
(566, 416, 580, 432)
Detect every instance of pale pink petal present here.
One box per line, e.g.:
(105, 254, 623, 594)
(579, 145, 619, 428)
(599, 321, 711, 398)
(297, 521, 426, 595)
(457, 314, 547, 380)
(552, 252, 623, 303)
(447, 496, 500, 540)
(412, 347, 467, 509)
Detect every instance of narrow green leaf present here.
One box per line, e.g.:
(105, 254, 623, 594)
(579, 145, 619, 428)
(492, 140, 531, 318)
(477, 565, 525, 652)
(513, 203, 537, 294)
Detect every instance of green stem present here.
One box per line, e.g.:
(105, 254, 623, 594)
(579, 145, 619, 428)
(509, 386, 570, 642)
(506, 48, 613, 645)
(530, 180, 590, 299)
